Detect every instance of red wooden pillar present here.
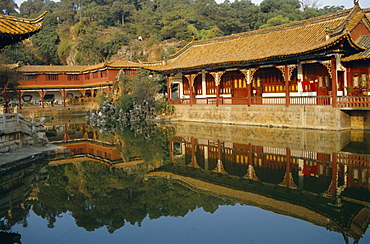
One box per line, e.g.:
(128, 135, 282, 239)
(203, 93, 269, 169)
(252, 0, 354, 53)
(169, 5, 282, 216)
(210, 71, 225, 107)
(241, 68, 258, 107)
(285, 65, 290, 107)
(331, 57, 338, 107)
(185, 74, 196, 106)
(216, 84, 220, 107)
(167, 76, 172, 101)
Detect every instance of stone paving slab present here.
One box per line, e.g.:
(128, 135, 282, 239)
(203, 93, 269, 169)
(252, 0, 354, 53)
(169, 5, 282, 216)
(0, 143, 69, 168)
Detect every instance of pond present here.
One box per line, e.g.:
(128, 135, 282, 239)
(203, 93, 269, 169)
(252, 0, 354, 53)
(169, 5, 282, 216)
(1, 116, 370, 244)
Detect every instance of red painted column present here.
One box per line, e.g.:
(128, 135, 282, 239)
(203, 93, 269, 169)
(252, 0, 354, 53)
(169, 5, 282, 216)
(216, 84, 220, 107)
(331, 58, 338, 107)
(167, 76, 172, 101)
(285, 65, 290, 107)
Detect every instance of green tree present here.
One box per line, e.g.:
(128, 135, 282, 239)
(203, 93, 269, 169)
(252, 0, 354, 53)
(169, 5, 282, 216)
(31, 13, 61, 64)
(19, 0, 46, 18)
(0, 57, 20, 113)
(259, 15, 290, 29)
(0, 0, 17, 15)
(110, 0, 135, 26)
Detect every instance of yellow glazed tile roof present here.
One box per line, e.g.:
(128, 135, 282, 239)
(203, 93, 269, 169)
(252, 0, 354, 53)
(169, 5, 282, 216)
(16, 60, 141, 73)
(17, 65, 87, 73)
(148, 6, 365, 72)
(0, 12, 46, 49)
(342, 35, 370, 61)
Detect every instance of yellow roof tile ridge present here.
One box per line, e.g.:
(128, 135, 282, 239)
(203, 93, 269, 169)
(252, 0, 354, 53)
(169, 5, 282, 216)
(165, 41, 194, 61)
(0, 11, 47, 24)
(328, 4, 363, 36)
(191, 7, 354, 47)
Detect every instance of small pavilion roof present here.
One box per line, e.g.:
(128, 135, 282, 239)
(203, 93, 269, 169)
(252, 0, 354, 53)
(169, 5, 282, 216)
(0, 11, 46, 49)
(147, 5, 367, 72)
(16, 60, 141, 74)
(341, 8, 370, 62)
(342, 35, 370, 61)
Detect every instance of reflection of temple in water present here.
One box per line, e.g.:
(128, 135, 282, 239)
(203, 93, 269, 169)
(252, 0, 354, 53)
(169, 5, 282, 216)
(147, 123, 370, 243)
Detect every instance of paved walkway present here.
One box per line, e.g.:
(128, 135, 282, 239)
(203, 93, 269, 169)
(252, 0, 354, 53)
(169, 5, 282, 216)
(0, 143, 69, 168)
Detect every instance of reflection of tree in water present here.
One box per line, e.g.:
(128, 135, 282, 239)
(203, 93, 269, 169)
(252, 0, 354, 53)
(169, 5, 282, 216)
(87, 100, 175, 167)
(115, 123, 175, 165)
(33, 161, 232, 233)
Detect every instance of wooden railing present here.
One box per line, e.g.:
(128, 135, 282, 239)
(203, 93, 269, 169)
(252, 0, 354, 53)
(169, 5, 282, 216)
(170, 95, 370, 109)
(337, 96, 370, 109)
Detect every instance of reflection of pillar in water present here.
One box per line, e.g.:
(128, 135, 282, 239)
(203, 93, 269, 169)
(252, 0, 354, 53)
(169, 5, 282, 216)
(204, 145, 209, 171)
(244, 164, 259, 180)
(212, 159, 226, 173)
(188, 137, 200, 168)
(324, 153, 338, 199)
(63, 124, 69, 142)
(298, 159, 304, 190)
(279, 148, 297, 188)
(170, 139, 174, 163)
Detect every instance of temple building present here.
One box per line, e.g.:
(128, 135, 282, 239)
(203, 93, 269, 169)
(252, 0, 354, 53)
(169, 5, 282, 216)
(0, 11, 46, 50)
(144, 3, 370, 130)
(13, 60, 140, 108)
(147, 4, 370, 107)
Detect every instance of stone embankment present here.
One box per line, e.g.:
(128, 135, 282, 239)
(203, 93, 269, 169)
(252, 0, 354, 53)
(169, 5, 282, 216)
(0, 113, 68, 169)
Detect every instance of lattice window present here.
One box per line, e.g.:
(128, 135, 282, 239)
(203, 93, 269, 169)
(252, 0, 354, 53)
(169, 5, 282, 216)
(67, 74, 80, 81)
(24, 74, 38, 81)
(100, 70, 107, 78)
(46, 74, 58, 81)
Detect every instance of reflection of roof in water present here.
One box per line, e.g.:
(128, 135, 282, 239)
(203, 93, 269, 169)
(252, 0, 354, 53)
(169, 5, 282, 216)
(49, 156, 112, 166)
(48, 155, 144, 168)
(145, 169, 370, 242)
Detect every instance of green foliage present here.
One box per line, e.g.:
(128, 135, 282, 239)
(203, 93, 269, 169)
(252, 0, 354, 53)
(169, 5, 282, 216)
(188, 24, 223, 40)
(29, 151, 233, 232)
(0, 57, 21, 102)
(259, 15, 291, 29)
(156, 100, 175, 116)
(31, 13, 60, 64)
(0, 0, 17, 15)
(115, 68, 161, 112)
(2, 43, 46, 65)
(6, 0, 345, 65)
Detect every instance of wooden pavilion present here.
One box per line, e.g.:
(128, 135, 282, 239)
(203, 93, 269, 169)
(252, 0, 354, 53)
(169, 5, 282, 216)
(146, 4, 370, 109)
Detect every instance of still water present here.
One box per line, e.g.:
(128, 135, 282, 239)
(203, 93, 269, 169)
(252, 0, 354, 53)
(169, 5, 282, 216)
(1, 117, 370, 244)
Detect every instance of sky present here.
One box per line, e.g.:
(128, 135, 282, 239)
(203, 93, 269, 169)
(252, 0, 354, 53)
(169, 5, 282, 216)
(13, 0, 370, 10)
